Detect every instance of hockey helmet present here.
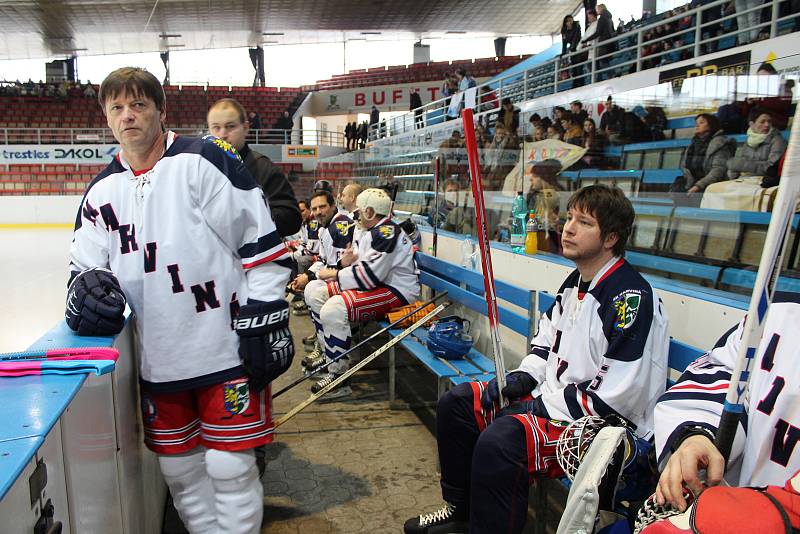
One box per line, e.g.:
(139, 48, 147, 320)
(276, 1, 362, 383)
(356, 188, 393, 217)
(313, 179, 333, 193)
(426, 316, 473, 360)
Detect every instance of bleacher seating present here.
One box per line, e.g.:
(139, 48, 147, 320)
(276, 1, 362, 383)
(0, 85, 305, 130)
(303, 55, 530, 91)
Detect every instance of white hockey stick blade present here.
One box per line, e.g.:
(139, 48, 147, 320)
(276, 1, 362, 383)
(716, 104, 800, 460)
(274, 301, 450, 428)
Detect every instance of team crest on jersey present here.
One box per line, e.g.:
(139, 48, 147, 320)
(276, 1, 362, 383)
(223, 378, 250, 415)
(309, 220, 319, 231)
(334, 220, 350, 235)
(203, 135, 242, 162)
(377, 224, 395, 239)
(613, 290, 641, 330)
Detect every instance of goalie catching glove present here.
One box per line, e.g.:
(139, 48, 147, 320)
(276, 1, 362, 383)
(234, 299, 294, 392)
(65, 267, 127, 336)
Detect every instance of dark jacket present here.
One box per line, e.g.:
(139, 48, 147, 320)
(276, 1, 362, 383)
(240, 144, 302, 237)
(410, 91, 422, 111)
(496, 106, 520, 133)
(276, 115, 293, 131)
(597, 9, 615, 42)
(681, 130, 736, 190)
(561, 22, 582, 55)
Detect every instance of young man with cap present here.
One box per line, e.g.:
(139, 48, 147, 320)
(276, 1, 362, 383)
(303, 188, 420, 398)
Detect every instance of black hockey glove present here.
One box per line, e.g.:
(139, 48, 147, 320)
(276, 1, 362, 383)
(65, 267, 127, 336)
(234, 299, 294, 392)
(480, 371, 537, 410)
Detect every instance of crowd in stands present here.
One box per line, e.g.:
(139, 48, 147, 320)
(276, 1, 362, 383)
(0, 79, 97, 100)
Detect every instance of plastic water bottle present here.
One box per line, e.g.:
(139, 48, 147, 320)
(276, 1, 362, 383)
(525, 210, 538, 255)
(510, 191, 526, 253)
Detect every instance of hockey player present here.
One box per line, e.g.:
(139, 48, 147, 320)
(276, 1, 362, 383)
(636, 293, 800, 532)
(405, 184, 670, 534)
(207, 97, 301, 237)
(338, 183, 364, 220)
(303, 188, 420, 398)
(65, 67, 294, 534)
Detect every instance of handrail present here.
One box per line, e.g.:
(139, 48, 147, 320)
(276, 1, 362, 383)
(365, 0, 793, 143)
(0, 128, 346, 147)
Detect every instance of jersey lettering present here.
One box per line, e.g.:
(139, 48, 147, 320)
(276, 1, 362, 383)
(191, 280, 221, 313)
(229, 292, 239, 330)
(167, 264, 184, 293)
(119, 224, 139, 254)
(99, 203, 119, 231)
(771, 418, 800, 467)
(756, 376, 785, 416)
(556, 358, 568, 380)
(82, 200, 98, 225)
(143, 242, 157, 273)
(589, 364, 610, 391)
(760, 333, 780, 371)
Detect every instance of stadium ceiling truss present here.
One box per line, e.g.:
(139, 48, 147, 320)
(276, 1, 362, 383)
(0, 0, 574, 59)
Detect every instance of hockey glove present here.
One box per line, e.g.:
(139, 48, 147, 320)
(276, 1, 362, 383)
(481, 371, 537, 410)
(497, 399, 538, 418)
(65, 267, 127, 336)
(234, 299, 294, 392)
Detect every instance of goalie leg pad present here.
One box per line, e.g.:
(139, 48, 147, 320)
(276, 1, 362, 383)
(206, 449, 263, 534)
(158, 450, 217, 534)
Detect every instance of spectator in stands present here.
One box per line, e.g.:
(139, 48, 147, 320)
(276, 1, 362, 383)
(370, 106, 380, 136)
(644, 106, 667, 141)
(727, 109, 788, 184)
(479, 86, 498, 113)
(526, 159, 564, 254)
(553, 106, 567, 123)
(475, 123, 490, 148)
(581, 9, 599, 48)
(547, 123, 564, 140)
(248, 110, 262, 130)
(570, 100, 588, 125)
(496, 98, 520, 136)
(442, 72, 458, 99)
(275, 111, 293, 140)
(676, 113, 736, 197)
(410, 88, 424, 129)
(533, 126, 546, 142)
(439, 130, 465, 150)
(83, 83, 96, 98)
(600, 95, 625, 143)
(561, 15, 582, 57)
(564, 115, 584, 146)
(742, 62, 793, 131)
(455, 69, 477, 92)
(595, 4, 617, 61)
(208, 98, 301, 237)
(582, 118, 606, 168)
(735, 0, 762, 44)
(344, 121, 354, 151)
(358, 121, 368, 149)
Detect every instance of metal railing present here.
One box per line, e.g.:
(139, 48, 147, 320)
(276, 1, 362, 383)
(368, 0, 798, 142)
(0, 128, 346, 147)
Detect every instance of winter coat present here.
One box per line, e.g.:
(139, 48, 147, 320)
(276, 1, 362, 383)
(727, 128, 788, 180)
(241, 144, 302, 237)
(680, 130, 736, 191)
(562, 22, 583, 55)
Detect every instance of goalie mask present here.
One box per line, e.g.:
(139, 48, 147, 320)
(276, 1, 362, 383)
(556, 415, 637, 481)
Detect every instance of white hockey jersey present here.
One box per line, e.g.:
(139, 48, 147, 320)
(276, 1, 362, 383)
(293, 218, 320, 257)
(69, 132, 291, 390)
(654, 294, 800, 487)
(517, 257, 670, 438)
(309, 212, 354, 275)
(337, 217, 420, 303)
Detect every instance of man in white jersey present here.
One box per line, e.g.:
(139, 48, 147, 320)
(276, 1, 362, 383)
(405, 185, 670, 534)
(66, 67, 293, 534)
(636, 294, 800, 532)
(303, 188, 420, 398)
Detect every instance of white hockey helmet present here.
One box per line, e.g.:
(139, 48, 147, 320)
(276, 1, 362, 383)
(356, 188, 392, 217)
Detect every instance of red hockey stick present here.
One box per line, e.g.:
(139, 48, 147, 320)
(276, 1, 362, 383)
(462, 107, 508, 403)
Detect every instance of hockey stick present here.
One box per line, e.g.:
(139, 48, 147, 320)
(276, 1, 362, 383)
(275, 301, 450, 427)
(714, 105, 800, 462)
(273, 291, 448, 398)
(461, 107, 508, 402)
(0, 346, 119, 361)
(433, 154, 440, 256)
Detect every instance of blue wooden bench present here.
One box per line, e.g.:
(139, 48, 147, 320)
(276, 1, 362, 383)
(385, 253, 537, 402)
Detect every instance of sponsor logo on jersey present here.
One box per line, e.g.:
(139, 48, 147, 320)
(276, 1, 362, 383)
(233, 307, 289, 330)
(141, 394, 157, 424)
(223, 379, 250, 415)
(377, 224, 395, 239)
(613, 290, 641, 330)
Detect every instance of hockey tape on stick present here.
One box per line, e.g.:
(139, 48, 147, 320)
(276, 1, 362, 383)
(462, 107, 508, 403)
(715, 105, 800, 463)
(274, 301, 450, 428)
(272, 291, 448, 398)
(0, 347, 119, 361)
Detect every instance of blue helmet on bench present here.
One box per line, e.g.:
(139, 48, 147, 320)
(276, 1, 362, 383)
(426, 316, 473, 360)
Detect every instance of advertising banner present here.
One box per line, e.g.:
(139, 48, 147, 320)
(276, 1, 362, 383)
(0, 145, 119, 165)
